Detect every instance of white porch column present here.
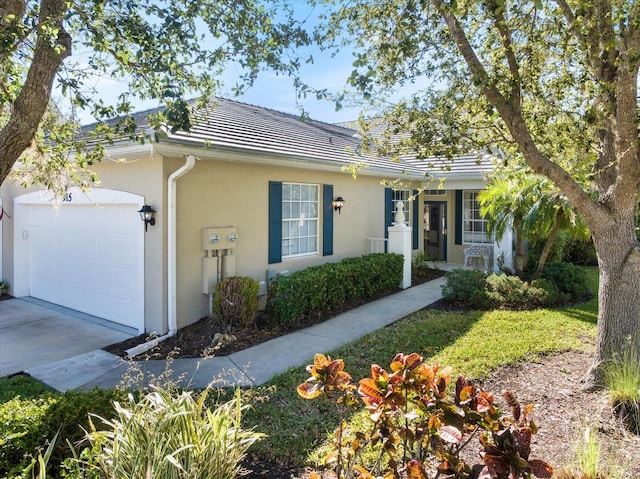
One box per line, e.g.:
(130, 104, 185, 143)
(493, 219, 514, 273)
(388, 201, 412, 289)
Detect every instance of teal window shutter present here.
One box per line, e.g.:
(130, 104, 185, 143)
(268, 181, 282, 264)
(384, 188, 393, 252)
(412, 189, 419, 249)
(455, 190, 463, 245)
(323, 184, 334, 256)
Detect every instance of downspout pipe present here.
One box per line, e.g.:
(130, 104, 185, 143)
(126, 154, 197, 358)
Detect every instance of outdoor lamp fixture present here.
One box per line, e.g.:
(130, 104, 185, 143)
(332, 196, 345, 214)
(138, 204, 156, 232)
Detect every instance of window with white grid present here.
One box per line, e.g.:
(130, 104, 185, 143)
(392, 189, 412, 225)
(281, 183, 319, 258)
(463, 191, 492, 244)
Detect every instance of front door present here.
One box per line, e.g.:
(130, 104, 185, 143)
(424, 202, 447, 261)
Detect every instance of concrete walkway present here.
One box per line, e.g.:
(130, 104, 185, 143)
(0, 298, 134, 377)
(20, 277, 446, 392)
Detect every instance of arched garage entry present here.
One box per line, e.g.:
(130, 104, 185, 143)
(14, 188, 145, 333)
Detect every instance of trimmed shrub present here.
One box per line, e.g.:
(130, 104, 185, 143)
(213, 276, 260, 331)
(530, 277, 570, 305)
(267, 254, 403, 327)
(441, 268, 494, 309)
(541, 262, 591, 302)
(486, 274, 556, 310)
(442, 268, 581, 310)
(0, 395, 57, 477)
(0, 388, 124, 477)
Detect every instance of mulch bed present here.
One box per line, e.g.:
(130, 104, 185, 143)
(103, 269, 447, 360)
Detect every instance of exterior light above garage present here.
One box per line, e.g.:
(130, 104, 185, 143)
(332, 196, 345, 214)
(138, 204, 156, 232)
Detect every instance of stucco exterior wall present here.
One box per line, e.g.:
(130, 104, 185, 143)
(168, 154, 400, 329)
(0, 148, 167, 334)
(1, 146, 494, 335)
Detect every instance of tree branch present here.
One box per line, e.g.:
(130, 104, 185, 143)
(429, 0, 601, 225)
(0, 0, 71, 184)
(485, 0, 521, 109)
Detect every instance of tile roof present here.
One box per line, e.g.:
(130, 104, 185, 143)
(89, 97, 495, 181)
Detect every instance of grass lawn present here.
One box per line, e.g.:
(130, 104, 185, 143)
(240, 266, 599, 467)
(0, 266, 600, 473)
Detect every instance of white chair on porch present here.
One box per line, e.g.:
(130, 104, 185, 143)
(463, 244, 493, 271)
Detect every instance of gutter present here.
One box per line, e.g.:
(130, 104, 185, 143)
(126, 154, 197, 358)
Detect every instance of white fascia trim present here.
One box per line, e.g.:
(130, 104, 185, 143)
(420, 179, 488, 190)
(154, 143, 430, 181)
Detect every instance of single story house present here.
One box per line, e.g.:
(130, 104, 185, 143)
(0, 97, 510, 336)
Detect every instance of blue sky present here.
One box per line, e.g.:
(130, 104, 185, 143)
(63, 3, 372, 126)
(65, 45, 365, 126)
(218, 46, 365, 124)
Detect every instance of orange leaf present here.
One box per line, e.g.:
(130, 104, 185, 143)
(404, 353, 423, 371)
(324, 451, 339, 466)
(327, 358, 345, 376)
(390, 359, 404, 372)
(334, 370, 352, 387)
(297, 381, 323, 399)
(421, 363, 435, 382)
(370, 364, 388, 383)
(313, 353, 330, 370)
(353, 465, 375, 479)
(459, 385, 475, 403)
(358, 378, 382, 400)
(529, 459, 554, 478)
(439, 366, 452, 382)
(406, 460, 428, 479)
(476, 393, 493, 413)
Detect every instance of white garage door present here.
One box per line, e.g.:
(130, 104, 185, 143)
(16, 190, 144, 331)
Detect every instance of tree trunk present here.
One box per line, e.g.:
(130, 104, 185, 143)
(532, 211, 562, 280)
(432, 0, 640, 390)
(585, 217, 640, 389)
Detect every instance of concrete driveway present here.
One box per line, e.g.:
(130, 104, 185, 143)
(0, 298, 134, 377)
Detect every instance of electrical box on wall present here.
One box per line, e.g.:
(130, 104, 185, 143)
(202, 256, 218, 294)
(202, 227, 238, 251)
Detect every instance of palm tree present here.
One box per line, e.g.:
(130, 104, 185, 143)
(478, 172, 589, 279)
(477, 175, 528, 276)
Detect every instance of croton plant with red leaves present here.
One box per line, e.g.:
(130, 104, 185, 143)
(298, 353, 553, 479)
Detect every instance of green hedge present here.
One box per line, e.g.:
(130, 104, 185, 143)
(0, 388, 125, 478)
(442, 264, 591, 310)
(267, 254, 403, 327)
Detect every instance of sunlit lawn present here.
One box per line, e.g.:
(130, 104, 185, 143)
(242, 266, 599, 467)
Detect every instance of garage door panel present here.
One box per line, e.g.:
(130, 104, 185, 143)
(27, 202, 143, 330)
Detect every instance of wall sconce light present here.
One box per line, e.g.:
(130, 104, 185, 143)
(138, 204, 156, 232)
(332, 196, 345, 214)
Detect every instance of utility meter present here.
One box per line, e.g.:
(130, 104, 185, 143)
(202, 227, 238, 250)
